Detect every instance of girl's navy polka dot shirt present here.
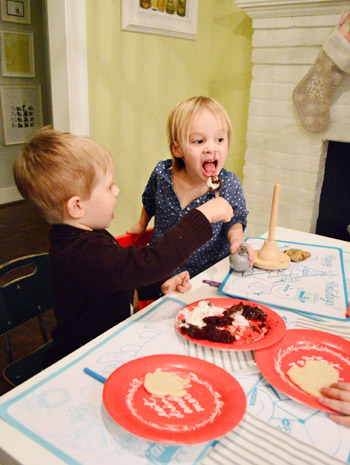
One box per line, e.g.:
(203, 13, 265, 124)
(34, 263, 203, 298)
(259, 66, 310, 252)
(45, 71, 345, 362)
(142, 159, 249, 277)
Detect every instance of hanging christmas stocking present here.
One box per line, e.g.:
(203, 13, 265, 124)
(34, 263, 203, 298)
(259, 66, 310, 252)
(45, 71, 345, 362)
(293, 15, 350, 133)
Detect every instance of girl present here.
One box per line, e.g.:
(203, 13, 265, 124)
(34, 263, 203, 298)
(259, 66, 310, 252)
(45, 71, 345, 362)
(128, 96, 254, 277)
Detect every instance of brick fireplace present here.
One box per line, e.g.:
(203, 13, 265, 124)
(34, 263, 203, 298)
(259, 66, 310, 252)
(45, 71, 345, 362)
(235, 0, 350, 238)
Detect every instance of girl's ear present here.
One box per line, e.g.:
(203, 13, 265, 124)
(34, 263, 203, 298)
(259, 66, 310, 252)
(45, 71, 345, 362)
(66, 195, 84, 219)
(172, 142, 183, 159)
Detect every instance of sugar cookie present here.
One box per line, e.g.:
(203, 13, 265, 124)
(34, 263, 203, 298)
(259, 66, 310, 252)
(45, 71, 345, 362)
(287, 360, 339, 397)
(144, 370, 190, 397)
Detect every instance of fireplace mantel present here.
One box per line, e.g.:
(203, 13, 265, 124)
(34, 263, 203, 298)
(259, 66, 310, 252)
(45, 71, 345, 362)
(235, 0, 346, 18)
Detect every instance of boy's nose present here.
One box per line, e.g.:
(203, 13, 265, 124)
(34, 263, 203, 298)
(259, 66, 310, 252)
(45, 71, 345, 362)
(113, 185, 120, 197)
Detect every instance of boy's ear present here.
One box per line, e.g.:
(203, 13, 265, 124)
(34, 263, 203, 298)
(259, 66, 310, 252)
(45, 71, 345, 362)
(66, 195, 84, 219)
(172, 143, 183, 159)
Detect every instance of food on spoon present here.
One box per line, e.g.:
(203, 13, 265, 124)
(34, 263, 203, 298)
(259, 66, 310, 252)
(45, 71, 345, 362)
(207, 175, 223, 193)
(178, 300, 268, 344)
(287, 360, 339, 397)
(283, 248, 311, 262)
(144, 370, 190, 397)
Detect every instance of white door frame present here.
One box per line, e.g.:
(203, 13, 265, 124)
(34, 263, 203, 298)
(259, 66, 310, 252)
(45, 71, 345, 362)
(0, 1, 88, 205)
(46, 0, 89, 135)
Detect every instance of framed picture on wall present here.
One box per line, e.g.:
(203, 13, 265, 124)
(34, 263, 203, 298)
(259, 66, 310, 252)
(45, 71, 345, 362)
(0, 0, 31, 24)
(0, 85, 43, 145)
(121, 0, 198, 40)
(0, 28, 35, 77)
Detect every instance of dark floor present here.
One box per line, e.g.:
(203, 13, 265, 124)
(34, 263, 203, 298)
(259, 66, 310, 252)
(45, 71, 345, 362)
(0, 201, 56, 396)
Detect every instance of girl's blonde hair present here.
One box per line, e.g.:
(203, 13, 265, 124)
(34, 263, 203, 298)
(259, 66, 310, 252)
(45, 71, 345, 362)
(166, 96, 232, 170)
(14, 126, 113, 224)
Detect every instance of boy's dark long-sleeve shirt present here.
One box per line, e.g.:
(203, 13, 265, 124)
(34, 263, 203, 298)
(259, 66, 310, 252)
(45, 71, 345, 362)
(43, 209, 212, 367)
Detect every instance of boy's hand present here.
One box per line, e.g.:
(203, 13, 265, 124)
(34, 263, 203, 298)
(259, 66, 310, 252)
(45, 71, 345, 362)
(161, 271, 191, 294)
(197, 198, 233, 224)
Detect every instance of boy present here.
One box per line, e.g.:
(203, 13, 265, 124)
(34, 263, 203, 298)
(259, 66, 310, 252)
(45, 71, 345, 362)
(128, 96, 254, 277)
(14, 127, 233, 367)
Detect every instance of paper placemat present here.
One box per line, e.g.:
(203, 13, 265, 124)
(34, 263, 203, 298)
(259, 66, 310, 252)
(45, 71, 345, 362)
(201, 411, 346, 465)
(219, 239, 349, 321)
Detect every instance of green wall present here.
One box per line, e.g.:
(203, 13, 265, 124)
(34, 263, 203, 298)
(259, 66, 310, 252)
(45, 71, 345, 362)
(86, 0, 252, 236)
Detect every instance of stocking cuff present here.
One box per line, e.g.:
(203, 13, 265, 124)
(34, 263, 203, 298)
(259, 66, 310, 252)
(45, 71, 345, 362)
(323, 29, 350, 73)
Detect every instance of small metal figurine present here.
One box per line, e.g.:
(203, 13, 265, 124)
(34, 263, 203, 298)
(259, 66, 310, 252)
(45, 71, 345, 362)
(229, 243, 250, 272)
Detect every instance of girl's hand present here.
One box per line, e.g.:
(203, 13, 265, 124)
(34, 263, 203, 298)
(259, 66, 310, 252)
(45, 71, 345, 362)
(228, 235, 255, 268)
(126, 222, 146, 236)
(318, 382, 350, 427)
(127, 207, 151, 239)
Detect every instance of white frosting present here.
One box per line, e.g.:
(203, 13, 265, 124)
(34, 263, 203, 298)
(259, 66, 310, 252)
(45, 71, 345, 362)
(232, 312, 250, 328)
(179, 301, 223, 328)
(206, 177, 221, 191)
(179, 301, 251, 336)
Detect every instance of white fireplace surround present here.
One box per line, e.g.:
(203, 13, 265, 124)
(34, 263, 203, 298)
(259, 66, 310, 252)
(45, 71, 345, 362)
(235, 0, 350, 237)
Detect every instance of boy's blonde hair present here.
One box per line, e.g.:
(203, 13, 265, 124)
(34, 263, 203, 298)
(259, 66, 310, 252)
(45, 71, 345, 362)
(167, 96, 232, 170)
(14, 127, 113, 224)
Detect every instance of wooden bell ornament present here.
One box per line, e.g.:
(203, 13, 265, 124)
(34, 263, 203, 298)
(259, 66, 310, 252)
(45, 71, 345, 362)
(254, 183, 291, 271)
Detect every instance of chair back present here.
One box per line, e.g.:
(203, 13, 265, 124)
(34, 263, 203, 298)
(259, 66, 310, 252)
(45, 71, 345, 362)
(114, 228, 154, 311)
(115, 228, 153, 247)
(0, 253, 53, 335)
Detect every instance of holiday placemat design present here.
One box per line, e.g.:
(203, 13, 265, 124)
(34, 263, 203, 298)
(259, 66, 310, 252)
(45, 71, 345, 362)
(219, 239, 349, 320)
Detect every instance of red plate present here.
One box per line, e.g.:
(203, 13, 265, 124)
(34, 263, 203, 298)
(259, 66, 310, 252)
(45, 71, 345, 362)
(103, 354, 246, 445)
(175, 298, 286, 351)
(255, 329, 350, 412)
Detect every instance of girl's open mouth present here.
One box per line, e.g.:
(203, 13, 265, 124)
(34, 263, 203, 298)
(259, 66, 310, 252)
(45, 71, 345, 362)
(202, 160, 217, 177)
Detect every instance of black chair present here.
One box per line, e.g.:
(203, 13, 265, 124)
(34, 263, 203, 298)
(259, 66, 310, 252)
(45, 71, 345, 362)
(0, 253, 54, 386)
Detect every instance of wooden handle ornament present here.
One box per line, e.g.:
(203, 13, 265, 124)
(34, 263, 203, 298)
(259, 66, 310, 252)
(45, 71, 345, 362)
(253, 183, 291, 270)
(268, 183, 280, 242)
